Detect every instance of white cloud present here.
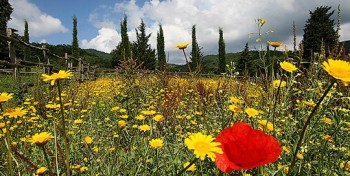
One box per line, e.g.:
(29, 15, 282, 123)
(339, 23, 350, 42)
(81, 28, 119, 53)
(89, 0, 350, 63)
(8, 0, 68, 37)
(39, 39, 47, 44)
(88, 5, 117, 29)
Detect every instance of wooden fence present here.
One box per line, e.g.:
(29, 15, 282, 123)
(0, 28, 258, 88)
(0, 28, 96, 82)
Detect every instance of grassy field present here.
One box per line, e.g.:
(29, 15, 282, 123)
(0, 58, 349, 175)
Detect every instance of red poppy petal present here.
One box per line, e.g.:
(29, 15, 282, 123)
(215, 122, 281, 172)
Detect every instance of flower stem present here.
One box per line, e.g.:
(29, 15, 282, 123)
(271, 78, 283, 136)
(271, 47, 276, 80)
(5, 136, 13, 176)
(288, 79, 336, 175)
(0, 105, 13, 176)
(177, 157, 199, 176)
(57, 81, 70, 176)
(182, 49, 192, 73)
(41, 146, 53, 175)
(53, 122, 60, 175)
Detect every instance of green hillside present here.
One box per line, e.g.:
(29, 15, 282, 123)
(84, 48, 112, 61)
(13, 42, 113, 68)
(341, 40, 350, 54)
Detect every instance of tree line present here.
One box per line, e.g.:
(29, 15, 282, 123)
(110, 5, 341, 76)
(0, 1, 111, 69)
(1, 0, 344, 76)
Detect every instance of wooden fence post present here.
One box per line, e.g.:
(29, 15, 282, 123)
(42, 45, 51, 74)
(65, 53, 68, 70)
(90, 65, 96, 80)
(87, 63, 90, 80)
(7, 28, 20, 80)
(81, 63, 85, 81)
(78, 58, 82, 81)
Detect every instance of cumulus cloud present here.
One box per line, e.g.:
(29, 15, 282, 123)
(81, 28, 120, 53)
(8, 0, 68, 38)
(88, 0, 349, 63)
(39, 39, 47, 44)
(339, 23, 350, 42)
(88, 5, 117, 29)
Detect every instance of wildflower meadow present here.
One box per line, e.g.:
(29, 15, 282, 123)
(0, 16, 350, 176)
(1, 54, 350, 175)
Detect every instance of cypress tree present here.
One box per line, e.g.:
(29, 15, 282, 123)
(335, 4, 341, 53)
(237, 43, 252, 76)
(0, 0, 12, 33)
(302, 6, 337, 65)
(133, 19, 156, 70)
(72, 15, 79, 59)
(157, 24, 166, 71)
(218, 28, 226, 74)
(293, 21, 297, 53)
(190, 25, 200, 71)
(23, 20, 30, 62)
(0, 0, 13, 59)
(120, 15, 131, 60)
(111, 15, 132, 67)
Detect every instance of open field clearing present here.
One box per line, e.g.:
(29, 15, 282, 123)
(0, 59, 350, 175)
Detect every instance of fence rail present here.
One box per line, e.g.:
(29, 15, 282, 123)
(0, 28, 97, 82)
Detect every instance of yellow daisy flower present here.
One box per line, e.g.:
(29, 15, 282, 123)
(175, 42, 190, 49)
(229, 96, 241, 104)
(29, 132, 54, 146)
(322, 117, 333, 125)
(245, 107, 259, 117)
(41, 70, 73, 86)
(0, 92, 13, 103)
(149, 138, 163, 149)
(323, 59, 350, 86)
(84, 136, 93, 144)
(280, 61, 297, 72)
(258, 119, 274, 132)
(141, 110, 156, 116)
(36, 167, 47, 175)
(322, 134, 334, 142)
(184, 132, 223, 161)
(228, 104, 242, 114)
(138, 125, 151, 132)
(153, 114, 164, 122)
(303, 100, 316, 107)
(272, 80, 287, 88)
(268, 41, 284, 48)
(183, 162, 196, 172)
(3, 107, 28, 118)
(117, 120, 126, 128)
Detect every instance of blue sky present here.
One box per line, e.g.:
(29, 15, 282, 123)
(8, 0, 350, 64)
(9, 0, 130, 45)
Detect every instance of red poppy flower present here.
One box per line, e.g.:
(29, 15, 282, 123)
(215, 122, 281, 172)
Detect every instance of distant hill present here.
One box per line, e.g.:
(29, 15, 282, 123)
(341, 40, 350, 54)
(84, 49, 112, 61)
(15, 42, 114, 68)
(200, 50, 286, 74)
